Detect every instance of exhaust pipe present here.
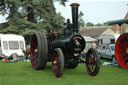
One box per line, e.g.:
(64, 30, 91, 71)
(70, 3, 80, 33)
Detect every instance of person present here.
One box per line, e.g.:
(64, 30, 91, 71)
(81, 50, 86, 58)
(91, 41, 97, 49)
(23, 47, 30, 61)
(64, 19, 72, 36)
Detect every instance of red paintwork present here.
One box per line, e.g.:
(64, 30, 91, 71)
(52, 51, 59, 76)
(30, 35, 38, 69)
(115, 33, 128, 68)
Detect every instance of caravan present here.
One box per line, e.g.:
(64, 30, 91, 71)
(98, 34, 120, 45)
(0, 34, 26, 60)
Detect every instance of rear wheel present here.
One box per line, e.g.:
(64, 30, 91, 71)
(115, 33, 128, 68)
(86, 48, 100, 76)
(30, 32, 48, 70)
(52, 48, 64, 78)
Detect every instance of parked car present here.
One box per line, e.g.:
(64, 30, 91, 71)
(96, 44, 119, 66)
(96, 44, 115, 59)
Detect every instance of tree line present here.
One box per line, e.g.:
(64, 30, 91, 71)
(0, 0, 67, 44)
(86, 21, 110, 27)
(0, 0, 86, 45)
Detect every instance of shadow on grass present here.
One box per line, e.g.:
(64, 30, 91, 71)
(19, 61, 100, 78)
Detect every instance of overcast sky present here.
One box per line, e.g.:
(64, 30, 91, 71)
(54, 0, 128, 24)
(0, 0, 128, 24)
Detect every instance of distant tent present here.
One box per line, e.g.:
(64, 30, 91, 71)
(83, 36, 97, 42)
(82, 36, 97, 51)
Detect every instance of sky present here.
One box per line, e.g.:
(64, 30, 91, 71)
(0, 0, 128, 24)
(54, 0, 128, 24)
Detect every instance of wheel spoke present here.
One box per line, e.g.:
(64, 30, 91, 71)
(33, 56, 38, 65)
(52, 52, 59, 76)
(119, 45, 126, 50)
(88, 54, 96, 65)
(122, 53, 128, 57)
(123, 57, 128, 63)
(31, 42, 37, 49)
(91, 65, 94, 72)
(55, 57, 59, 65)
(91, 65, 96, 72)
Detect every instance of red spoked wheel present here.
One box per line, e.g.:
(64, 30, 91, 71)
(52, 48, 64, 78)
(115, 33, 128, 68)
(30, 32, 48, 70)
(86, 48, 100, 76)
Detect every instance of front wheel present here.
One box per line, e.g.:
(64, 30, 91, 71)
(86, 48, 100, 76)
(52, 48, 64, 78)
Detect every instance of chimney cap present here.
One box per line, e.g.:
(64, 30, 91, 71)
(70, 3, 80, 7)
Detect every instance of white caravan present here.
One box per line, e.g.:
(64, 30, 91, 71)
(0, 34, 26, 60)
(98, 34, 120, 45)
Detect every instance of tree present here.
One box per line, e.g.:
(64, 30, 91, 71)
(40, 12, 65, 29)
(0, 0, 67, 23)
(95, 23, 103, 26)
(78, 11, 85, 28)
(54, 0, 68, 6)
(86, 22, 94, 26)
(103, 21, 110, 26)
(0, 0, 67, 44)
(0, 0, 56, 22)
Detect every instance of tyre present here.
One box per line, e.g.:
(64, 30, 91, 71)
(52, 48, 64, 78)
(115, 33, 128, 68)
(30, 32, 48, 70)
(86, 48, 100, 76)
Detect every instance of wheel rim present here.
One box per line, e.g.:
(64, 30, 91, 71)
(52, 51, 60, 76)
(30, 35, 38, 69)
(115, 33, 128, 68)
(86, 51, 97, 75)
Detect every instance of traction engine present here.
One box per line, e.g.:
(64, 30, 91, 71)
(30, 3, 100, 78)
(109, 19, 128, 69)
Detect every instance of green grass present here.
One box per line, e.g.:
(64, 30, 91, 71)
(0, 60, 128, 85)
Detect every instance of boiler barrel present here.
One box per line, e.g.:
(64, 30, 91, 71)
(54, 37, 71, 49)
(53, 34, 85, 53)
(109, 19, 128, 25)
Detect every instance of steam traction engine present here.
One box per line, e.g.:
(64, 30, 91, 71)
(30, 3, 100, 78)
(109, 19, 128, 69)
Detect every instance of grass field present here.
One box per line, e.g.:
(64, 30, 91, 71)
(0, 60, 128, 85)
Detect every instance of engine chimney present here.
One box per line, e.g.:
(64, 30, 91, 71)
(70, 3, 80, 33)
